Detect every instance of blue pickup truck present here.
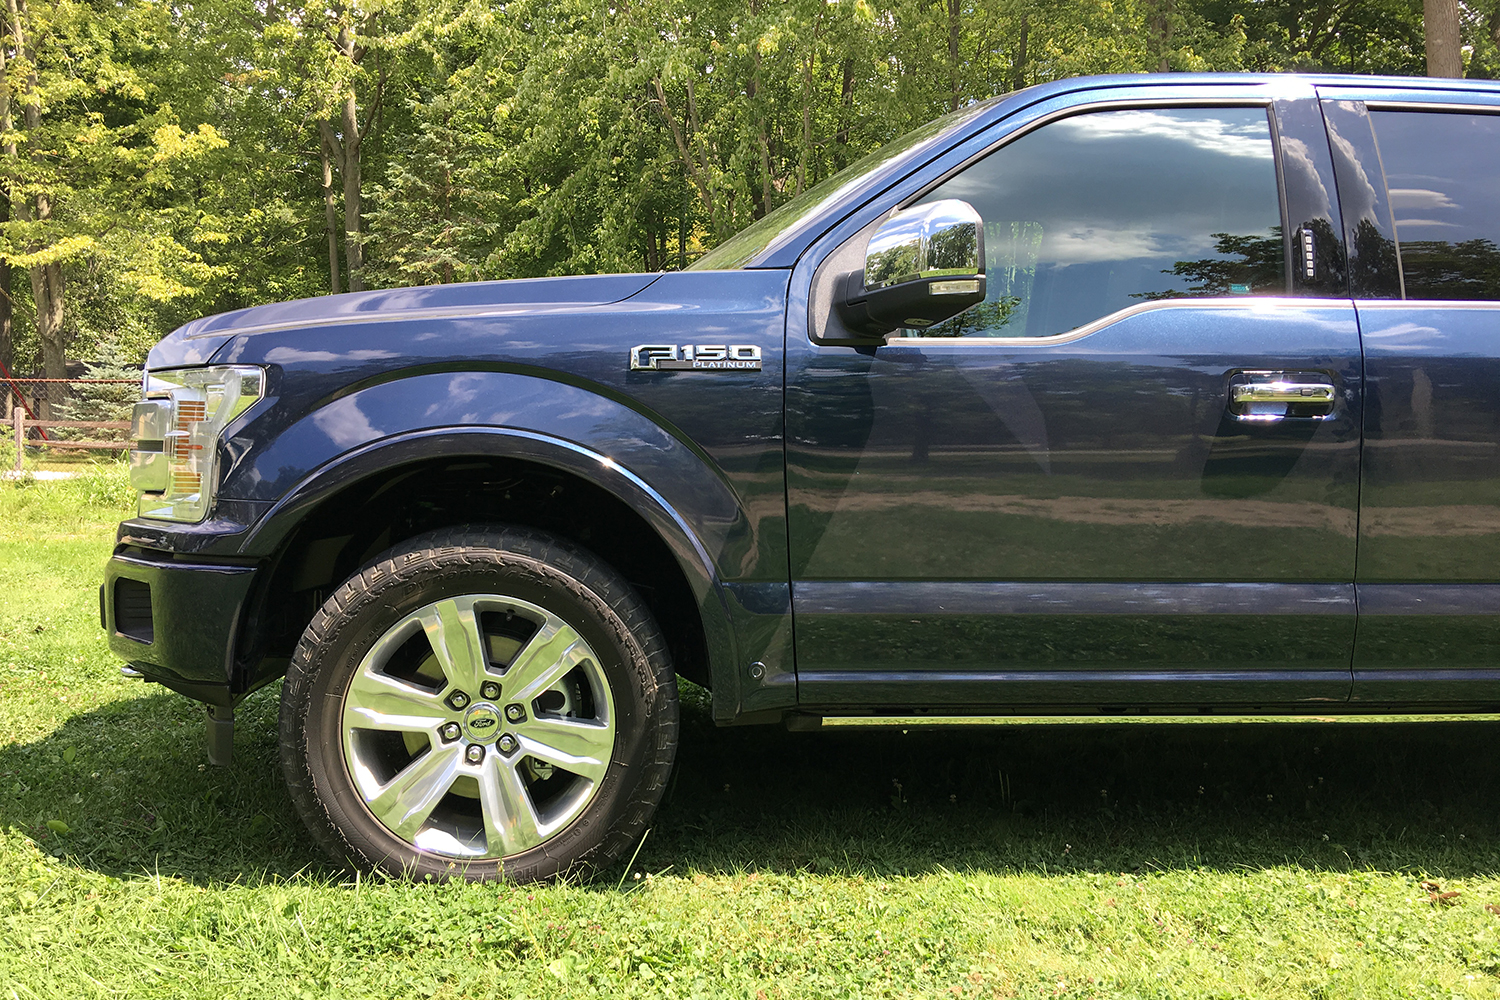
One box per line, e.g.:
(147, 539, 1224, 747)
(102, 72, 1500, 880)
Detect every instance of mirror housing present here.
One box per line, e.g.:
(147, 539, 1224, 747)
(838, 199, 986, 335)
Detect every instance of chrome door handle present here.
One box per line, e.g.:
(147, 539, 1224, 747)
(1228, 371, 1336, 422)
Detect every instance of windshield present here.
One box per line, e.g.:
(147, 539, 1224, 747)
(689, 99, 1000, 270)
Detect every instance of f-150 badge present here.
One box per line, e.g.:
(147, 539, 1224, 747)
(630, 344, 762, 371)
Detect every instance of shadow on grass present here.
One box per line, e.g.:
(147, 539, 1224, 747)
(0, 685, 327, 883)
(653, 698, 1500, 881)
(5, 681, 1500, 884)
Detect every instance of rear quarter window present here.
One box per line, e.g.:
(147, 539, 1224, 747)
(1369, 109, 1500, 300)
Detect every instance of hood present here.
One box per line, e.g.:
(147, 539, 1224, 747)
(146, 273, 663, 370)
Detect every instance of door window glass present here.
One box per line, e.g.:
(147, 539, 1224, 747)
(1369, 109, 1500, 300)
(913, 107, 1286, 338)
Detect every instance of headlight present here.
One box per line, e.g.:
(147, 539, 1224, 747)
(128, 365, 264, 522)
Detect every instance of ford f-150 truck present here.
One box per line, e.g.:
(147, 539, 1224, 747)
(102, 73, 1500, 880)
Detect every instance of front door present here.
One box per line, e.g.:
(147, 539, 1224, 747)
(786, 100, 1361, 710)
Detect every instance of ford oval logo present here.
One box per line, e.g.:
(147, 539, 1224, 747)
(463, 705, 501, 742)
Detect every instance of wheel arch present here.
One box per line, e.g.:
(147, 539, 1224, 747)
(232, 427, 737, 709)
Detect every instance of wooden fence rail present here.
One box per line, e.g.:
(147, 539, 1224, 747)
(11, 406, 131, 470)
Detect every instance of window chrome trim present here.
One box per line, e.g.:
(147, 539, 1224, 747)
(1363, 101, 1500, 115)
(1350, 299, 1500, 310)
(881, 297, 1320, 348)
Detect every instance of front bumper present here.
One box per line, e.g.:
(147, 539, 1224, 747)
(102, 548, 258, 707)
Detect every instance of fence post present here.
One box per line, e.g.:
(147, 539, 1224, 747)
(11, 406, 21, 473)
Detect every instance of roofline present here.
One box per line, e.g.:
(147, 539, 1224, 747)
(1013, 71, 1500, 94)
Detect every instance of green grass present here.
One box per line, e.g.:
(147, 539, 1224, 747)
(1, 421, 134, 469)
(6, 466, 1500, 996)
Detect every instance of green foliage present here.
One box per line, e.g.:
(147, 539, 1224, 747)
(1136, 229, 1289, 299)
(1400, 237, 1500, 299)
(0, 0, 1484, 372)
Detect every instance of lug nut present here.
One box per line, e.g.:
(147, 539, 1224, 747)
(505, 704, 526, 723)
(497, 734, 518, 755)
(465, 745, 486, 764)
(481, 681, 501, 701)
(447, 690, 470, 710)
(440, 722, 461, 742)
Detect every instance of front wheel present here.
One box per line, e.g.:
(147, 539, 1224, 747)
(278, 526, 678, 881)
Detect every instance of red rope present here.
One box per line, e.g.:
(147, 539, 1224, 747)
(0, 359, 41, 432)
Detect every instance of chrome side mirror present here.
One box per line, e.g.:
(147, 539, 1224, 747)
(838, 199, 986, 334)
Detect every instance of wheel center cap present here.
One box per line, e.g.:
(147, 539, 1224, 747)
(462, 703, 502, 744)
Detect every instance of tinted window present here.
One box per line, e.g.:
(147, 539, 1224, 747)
(1369, 110, 1500, 300)
(913, 107, 1286, 338)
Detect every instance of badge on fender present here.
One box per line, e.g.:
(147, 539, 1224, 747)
(630, 344, 762, 371)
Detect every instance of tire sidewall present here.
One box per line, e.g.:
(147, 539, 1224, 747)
(285, 533, 668, 881)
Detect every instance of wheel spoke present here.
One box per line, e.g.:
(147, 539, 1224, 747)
(339, 591, 622, 862)
(366, 745, 463, 839)
(505, 619, 589, 703)
(345, 671, 448, 733)
(477, 756, 544, 856)
(418, 597, 490, 693)
(519, 717, 613, 783)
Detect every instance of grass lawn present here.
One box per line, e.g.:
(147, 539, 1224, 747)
(5, 466, 1500, 997)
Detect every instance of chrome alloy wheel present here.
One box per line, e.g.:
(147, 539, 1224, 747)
(339, 594, 615, 859)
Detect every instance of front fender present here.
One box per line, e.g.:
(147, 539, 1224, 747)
(223, 370, 789, 720)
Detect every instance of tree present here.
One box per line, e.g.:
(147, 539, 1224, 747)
(0, 0, 1476, 382)
(320, 14, 386, 292)
(3, 0, 67, 399)
(255, 0, 413, 295)
(1425, 0, 1463, 75)
(1193, 0, 1424, 74)
(364, 9, 513, 286)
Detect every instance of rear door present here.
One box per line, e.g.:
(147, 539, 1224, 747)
(1320, 88, 1500, 704)
(785, 86, 1362, 710)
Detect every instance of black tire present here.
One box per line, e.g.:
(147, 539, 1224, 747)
(278, 525, 678, 882)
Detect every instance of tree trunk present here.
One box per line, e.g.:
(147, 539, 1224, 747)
(1012, 14, 1029, 91)
(947, 0, 961, 113)
(7, 0, 62, 405)
(1147, 0, 1173, 72)
(678, 183, 688, 270)
(335, 26, 364, 291)
(0, 223, 11, 373)
(439, 120, 453, 284)
(834, 57, 855, 163)
(339, 95, 364, 291)
(652, 77, 718, 234)
(794, 8, 825, 198)
(747, 52, 773, 218)
(318, 122, 342, 295)
(1425, 0, 1464, 77)
(643, 217, 660, 272)
(35, 260, 62, 384)
(0, 39, 12, 372)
